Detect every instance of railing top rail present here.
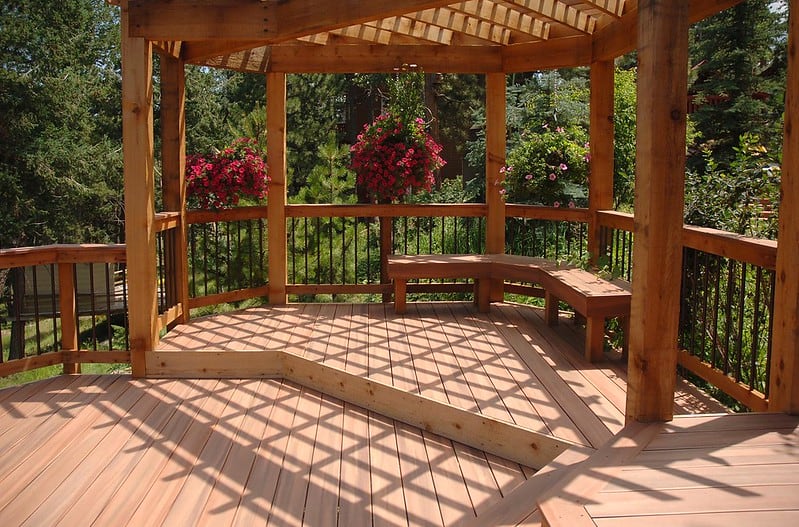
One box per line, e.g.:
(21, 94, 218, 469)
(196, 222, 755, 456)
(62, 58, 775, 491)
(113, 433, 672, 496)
(596, 209, 777, 270)
(286, 203, 488, 218)
(505, 204, 590, 222)
(0, 244, 126, 269)
(186, 205, 268, 225)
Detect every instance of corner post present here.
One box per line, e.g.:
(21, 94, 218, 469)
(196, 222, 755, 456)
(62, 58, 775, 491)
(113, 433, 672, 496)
(160, 54, 189, 325)
(485, 73, 507, 302)
(588, 60, 615, 265)
(769, 0, 799, 414)
(267, 73, 288, 304)
(626, 0, 689, 422)
(121, 0, 158, 377)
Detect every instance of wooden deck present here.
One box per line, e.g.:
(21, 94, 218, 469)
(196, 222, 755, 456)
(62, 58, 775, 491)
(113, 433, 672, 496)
(4, 301, 786, 527)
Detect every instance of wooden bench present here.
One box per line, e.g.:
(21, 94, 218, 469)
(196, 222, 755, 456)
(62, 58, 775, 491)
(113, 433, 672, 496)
(386, 254, 494, 314)
(387, 253, 632, 362)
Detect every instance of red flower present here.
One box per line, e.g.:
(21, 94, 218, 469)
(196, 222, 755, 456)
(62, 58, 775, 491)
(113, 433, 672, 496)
(186, 138, 269, 210)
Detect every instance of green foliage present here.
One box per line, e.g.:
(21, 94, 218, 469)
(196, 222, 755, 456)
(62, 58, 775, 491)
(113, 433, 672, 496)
(0, 0, 123, 246)
(295, 134, 356, 204)
(685, 133, 781, 238)
(688, 0, 787, 168)
(612, 68, 637, 209)
(505, 125, 589, 207)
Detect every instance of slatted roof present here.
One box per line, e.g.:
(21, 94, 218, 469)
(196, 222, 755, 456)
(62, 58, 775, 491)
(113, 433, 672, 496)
(120, 0, 743, 73)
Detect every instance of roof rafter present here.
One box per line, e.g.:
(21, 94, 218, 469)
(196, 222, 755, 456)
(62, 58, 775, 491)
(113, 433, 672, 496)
(505, 0, 597, 34)
(452, 1, 550, 40)
(370, 17, 455, 45)
(580, 0, 627, 17)
(409, 8, 510, 44)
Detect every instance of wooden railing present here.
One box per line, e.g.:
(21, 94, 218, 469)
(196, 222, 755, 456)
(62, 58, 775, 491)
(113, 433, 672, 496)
(597, 210, 777, 411)
(0, 244, 130, 377)
(0, 205, 780, 413)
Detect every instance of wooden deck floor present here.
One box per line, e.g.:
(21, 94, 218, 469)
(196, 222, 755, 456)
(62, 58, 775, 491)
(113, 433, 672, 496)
(156, 302, 728, 450)
(1, 301, 763, 527)
(0, 374, 535, 526)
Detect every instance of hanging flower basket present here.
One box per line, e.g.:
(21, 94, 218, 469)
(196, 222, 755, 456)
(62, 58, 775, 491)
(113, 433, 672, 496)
(350, 113, 445, 203)
(186, 138, 269, 210)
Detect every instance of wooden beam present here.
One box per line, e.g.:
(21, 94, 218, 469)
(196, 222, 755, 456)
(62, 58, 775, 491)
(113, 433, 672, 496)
(485, 73, 506, 301)
(160, 55, 190, 325)
(505, 0, 597, 35)
(770, 0, 799, 414)
(182, 40, 267, 63)
(121, 0, 158, 377)
(588, 60, 615, 265)
(267, 44, 503, 73)
(128, 0, 457, 41)
(267, 73, 287, 304)
(626, 0, 689, 423)
(502, 35, 592, 71)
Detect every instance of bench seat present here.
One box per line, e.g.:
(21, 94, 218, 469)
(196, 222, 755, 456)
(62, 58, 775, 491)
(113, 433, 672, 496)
(387, 253, 632, 362)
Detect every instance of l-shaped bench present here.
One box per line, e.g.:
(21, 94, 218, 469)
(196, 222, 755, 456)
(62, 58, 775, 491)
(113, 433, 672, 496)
(386, 253, 631, 362)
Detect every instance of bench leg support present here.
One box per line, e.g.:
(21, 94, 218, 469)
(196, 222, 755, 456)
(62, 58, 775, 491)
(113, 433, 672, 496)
(544, 291, 559, 326)
(585, 317, 606, 362)
(475, 279, 490, 313)
(394, 280, 407, 314)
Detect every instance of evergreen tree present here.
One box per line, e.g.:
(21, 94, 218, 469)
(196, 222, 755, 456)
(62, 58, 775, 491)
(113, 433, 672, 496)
(689, 0, 787, 167)
(0, 0, 123, 247)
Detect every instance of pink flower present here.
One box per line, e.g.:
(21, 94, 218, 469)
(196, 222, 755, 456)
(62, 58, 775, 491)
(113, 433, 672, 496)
(559, 163, 568, 171)
(548, 173, 556, 181)
(553, 201, 561, 208)
(568, 201, 576, 208)
(525, 173, 533, 180)
(556, 127, 564, 133)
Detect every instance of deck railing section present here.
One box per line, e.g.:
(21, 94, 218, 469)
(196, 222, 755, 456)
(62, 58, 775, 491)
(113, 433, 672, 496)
(286, 204, 487, 298)
(185, 207, 269, 310)
(0, 245, 130, 377)
(597, 210, 635, 281)
(504, 205, 589, 297)
(596, 210, 776, 411)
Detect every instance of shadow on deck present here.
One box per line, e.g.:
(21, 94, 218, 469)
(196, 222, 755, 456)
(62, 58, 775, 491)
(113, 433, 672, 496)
(3, 302, 792, 526)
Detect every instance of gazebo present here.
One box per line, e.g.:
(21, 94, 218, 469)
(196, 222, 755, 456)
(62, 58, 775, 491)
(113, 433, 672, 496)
(121, 0, 799, 418)
(0, 1, 796, 524)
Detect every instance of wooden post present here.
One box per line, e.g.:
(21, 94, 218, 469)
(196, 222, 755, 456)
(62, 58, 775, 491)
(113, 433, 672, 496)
(121, 0, 158, 377)
(160, 54, 190, 325)
(267, 73, 288, 304)
(588, 60, 615, 266)
(485, 73, 507, 302)
(59, 263, 79, 375)
(769, 0, 799, 414)
(626, 0, 689, 423)
(380, 217, 392, 303)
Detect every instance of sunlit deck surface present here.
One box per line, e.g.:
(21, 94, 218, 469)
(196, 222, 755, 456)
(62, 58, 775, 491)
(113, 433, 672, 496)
(3, 302, 796, 526)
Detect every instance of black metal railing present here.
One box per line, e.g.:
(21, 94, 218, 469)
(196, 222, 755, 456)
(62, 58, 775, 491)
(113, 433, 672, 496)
(679, 247, 775, 398)
(187, 217, 268, 300)
(0, 256, 129, 365)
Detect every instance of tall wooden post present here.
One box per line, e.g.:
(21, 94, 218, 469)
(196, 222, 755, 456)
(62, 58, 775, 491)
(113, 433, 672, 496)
(485, 73, 507, 301)
(626, 0, 689, 422)
(121, 0, 157, 377)
(588, 60, 615, 265)
(267, 73, 288, 304)
(769, 0, 799, 414)
(160, 54, 189, 325)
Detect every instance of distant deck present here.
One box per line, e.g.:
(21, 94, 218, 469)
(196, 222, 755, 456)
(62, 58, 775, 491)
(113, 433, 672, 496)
(3, 302, 793, 526)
